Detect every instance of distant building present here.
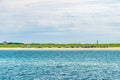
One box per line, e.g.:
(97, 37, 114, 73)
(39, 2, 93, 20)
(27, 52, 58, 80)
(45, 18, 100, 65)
(97, 40, 99, 44)
(2, 41, 8, 44)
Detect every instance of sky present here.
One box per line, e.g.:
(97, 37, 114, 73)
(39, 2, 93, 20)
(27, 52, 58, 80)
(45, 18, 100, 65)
(0, 0, 120, 43)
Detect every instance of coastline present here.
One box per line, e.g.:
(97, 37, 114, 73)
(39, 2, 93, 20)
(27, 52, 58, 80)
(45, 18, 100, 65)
(0, 47, 120, 50)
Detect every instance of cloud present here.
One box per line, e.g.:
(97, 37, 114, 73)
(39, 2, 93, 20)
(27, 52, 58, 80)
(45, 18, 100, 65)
(0, 0, 120, 43)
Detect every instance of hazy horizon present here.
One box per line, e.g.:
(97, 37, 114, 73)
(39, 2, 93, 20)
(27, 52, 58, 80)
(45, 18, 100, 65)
(0, 0, 120, 43)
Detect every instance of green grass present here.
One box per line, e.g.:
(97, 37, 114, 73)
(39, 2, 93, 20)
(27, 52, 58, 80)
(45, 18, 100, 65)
(0, 43, 120, 48)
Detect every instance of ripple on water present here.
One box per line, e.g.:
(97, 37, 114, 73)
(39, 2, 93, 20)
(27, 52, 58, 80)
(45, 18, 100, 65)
(0, 50, 120, 80)
(0, 63, 120, 80)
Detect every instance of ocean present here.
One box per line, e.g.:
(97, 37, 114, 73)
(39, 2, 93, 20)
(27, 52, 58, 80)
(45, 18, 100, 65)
(0, 50, 120, 80)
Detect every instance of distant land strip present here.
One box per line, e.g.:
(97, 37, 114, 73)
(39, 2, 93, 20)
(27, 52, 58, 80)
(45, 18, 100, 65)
(0, 43, 120, 48)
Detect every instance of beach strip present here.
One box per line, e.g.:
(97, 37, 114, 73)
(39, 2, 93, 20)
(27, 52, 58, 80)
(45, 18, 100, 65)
(0, 47, 120, 50)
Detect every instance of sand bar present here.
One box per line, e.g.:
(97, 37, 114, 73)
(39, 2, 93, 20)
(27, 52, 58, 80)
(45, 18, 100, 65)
(0, 48, 120, 50)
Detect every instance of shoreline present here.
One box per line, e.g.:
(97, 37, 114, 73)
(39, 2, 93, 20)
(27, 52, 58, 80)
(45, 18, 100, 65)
(0, 47, 120, 50)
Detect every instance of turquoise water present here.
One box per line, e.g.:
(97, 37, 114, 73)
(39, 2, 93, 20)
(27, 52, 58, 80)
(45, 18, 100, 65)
(0, 50, 120, 80)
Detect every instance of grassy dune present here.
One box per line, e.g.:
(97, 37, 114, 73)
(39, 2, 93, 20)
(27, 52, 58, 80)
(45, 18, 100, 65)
(0, 43, 120, 48)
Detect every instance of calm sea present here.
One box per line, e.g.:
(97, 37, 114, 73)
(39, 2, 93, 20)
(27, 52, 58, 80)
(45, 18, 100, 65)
(0, 50, 120, 80)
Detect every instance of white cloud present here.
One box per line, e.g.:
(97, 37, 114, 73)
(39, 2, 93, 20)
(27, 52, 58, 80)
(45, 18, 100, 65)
(0, 0, 120, 42)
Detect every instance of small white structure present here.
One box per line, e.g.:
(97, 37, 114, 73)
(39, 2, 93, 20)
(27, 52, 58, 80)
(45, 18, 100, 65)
(2, 41, 7, 44)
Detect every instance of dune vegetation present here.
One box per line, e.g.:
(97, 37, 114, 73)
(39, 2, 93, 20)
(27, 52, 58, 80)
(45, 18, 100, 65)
(0, 43, 120, 48)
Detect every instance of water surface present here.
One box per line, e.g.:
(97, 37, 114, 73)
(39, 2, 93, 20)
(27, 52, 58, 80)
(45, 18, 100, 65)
(0, 50, 120, 80)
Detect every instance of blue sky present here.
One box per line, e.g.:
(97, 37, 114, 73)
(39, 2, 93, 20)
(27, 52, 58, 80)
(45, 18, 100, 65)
(0, 0, 120, 43)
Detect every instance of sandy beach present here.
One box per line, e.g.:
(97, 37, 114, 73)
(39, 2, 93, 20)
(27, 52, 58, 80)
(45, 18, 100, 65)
(0, 47, 120, 50)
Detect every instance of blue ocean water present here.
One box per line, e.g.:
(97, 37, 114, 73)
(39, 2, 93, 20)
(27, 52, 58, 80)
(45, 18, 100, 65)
(0, 50, 120, 80)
